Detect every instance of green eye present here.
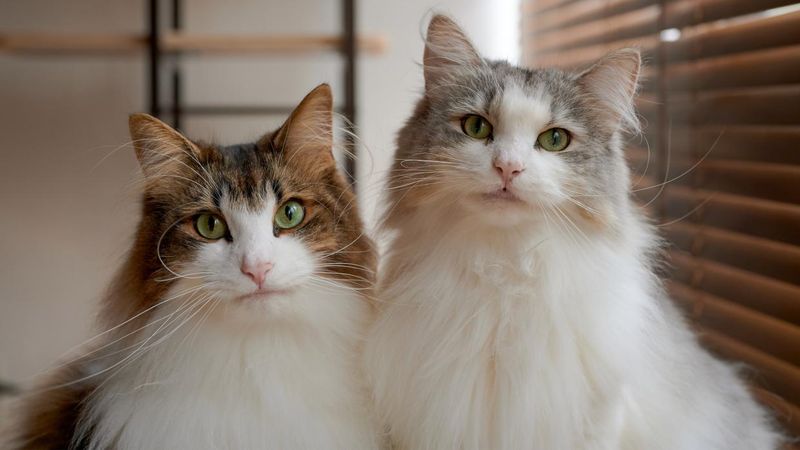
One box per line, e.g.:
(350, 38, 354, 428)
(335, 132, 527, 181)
(537, 128, 571, 152)
(461, 115, 493, 140)
(194, 214, 227, 240)
(275, 200, 305, 230)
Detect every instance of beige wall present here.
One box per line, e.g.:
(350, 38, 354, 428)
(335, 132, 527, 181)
(0, 0, 518, 391)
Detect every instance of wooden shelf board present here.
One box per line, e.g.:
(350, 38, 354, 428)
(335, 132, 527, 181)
(0, 32, 387, 55)
(161, 32, 386, 54)
(0, 33, 145, 53)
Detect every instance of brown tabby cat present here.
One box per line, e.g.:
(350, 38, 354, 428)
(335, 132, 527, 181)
(11, 84, 381, 450)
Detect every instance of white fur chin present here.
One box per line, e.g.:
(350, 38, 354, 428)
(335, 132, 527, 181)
(365, 208, 780, 450)
(83, 285, 380, 450)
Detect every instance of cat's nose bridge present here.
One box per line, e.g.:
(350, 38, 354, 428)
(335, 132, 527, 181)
(493, 147, 526, 186)
(237, 227, 276, 288)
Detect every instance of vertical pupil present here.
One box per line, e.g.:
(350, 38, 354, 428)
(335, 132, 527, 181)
(552, 130, 560, 145)
(285, 205, 293, 221)
(207, 217, 216, 232)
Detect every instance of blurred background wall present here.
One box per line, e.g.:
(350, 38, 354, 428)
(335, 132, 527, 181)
(0, 0, 520, 392)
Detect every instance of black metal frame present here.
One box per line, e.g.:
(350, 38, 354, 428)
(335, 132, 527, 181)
(146, 0, 359, 185)
(147, 0, 161, 119)
(341, 0, 357, 185)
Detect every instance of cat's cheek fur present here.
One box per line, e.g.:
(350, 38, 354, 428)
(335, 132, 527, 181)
(81, 280, 379, 450)
(190, 233, 318, 324)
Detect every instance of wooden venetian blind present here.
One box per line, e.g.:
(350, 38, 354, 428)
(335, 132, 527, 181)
(523, 0, 800, 443)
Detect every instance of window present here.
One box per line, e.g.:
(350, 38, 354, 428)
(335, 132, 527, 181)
(523, 0, 800, 440)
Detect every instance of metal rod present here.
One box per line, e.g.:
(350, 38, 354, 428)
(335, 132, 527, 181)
(342, 0, 357, 186)
(147, 0, 160, 117)
(656, 0, 668, 222)
(171, 0, 182, 129)
(171, 0, 181, 29)
(171, 71, 182, 129)
(0, 379, 18, 396)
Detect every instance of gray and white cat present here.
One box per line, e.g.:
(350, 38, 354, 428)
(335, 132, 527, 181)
(364, 15, 781, 450)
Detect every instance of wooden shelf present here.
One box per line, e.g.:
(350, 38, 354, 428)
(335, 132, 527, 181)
(162, 33, 386, 54)
(0, 33, 145, 53)
(0, 32, 387, 55)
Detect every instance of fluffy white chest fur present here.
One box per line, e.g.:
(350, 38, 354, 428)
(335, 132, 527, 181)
(83, 286, 380, 450)
(365, 221, 779, 450)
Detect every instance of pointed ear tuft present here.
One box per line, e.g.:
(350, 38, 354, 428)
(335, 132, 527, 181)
(270, 83, 334, 170)
(129, 113, 200, 179)
(577, 48, 641, 132)
(423, 14, 482, 90)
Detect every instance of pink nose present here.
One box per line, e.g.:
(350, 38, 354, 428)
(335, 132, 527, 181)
(494, 159, 525, 186)
(241, 260, 273, 288)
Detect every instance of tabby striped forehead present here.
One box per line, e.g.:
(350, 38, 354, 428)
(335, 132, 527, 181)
(204, 142, 283, 212)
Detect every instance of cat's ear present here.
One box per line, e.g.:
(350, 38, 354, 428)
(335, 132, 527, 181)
(577, 48, 641, 132)
(269, 83, 334, 171)
(423, 15, 482, 90)
(129, 113, 201, 179)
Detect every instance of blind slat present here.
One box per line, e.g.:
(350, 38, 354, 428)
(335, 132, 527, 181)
(627, 146, 800, 200)
(665, 9, 800, 62)
(530, 35, 657, 68)
(662, 0, 800, 29)
(666, 221, 800, 286)
(668, 280, 800, 366)
(699, 328, 800, 407)
(664, 86, 800, 126)
(531, 0, 800, 55)
(642, 126, 800, 166)
(533, 9, 800, 69)
(664, 222, 800, 286)
(528, 0, 660, 36)
(653, 157, 800, 205)
(669, 251, 800, 326)
(665, 45, 800, 91)
(664, 185, 800, 246)
(531, 5, 659, 53)
(752, 386, 800, 439)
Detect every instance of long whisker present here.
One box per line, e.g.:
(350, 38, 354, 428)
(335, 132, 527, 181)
(36, 283, 212, 377)
(35, 288, 214, 393)
(90, 290, 218, 390)
(657, 193, 716, 227)
(632, 130, 722, 194)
